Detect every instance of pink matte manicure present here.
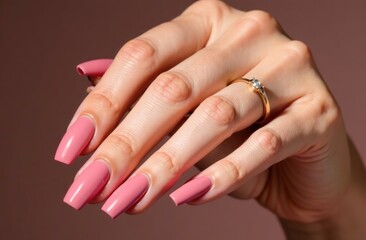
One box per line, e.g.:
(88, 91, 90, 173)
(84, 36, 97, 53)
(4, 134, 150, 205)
(76, 59, 113, 77)
(102, 173, 149, 218)
(169, 176, 212, 206)
(64, 160, 110, 210)
(54, 116, 95, 164)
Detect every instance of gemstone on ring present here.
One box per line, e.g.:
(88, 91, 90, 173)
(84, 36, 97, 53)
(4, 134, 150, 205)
(228, 77, 270, 123)
(250, 78, 263, 90)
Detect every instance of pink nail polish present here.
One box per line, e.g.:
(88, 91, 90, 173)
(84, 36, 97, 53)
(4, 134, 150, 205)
(64, 160, 110, 210)
(169, 176, 212, 206)
(76, 59, 113, 77)
(102, 173, 149, 218)
(54, 116, 95, 164)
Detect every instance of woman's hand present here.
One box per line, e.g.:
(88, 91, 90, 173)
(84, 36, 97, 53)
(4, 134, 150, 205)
(55, 0, 354, 227)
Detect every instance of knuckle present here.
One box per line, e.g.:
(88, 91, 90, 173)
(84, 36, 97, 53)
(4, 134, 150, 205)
(284, 40, 312, 65)
(186, 0, 229, 17)
(88, 91, 121, 116)
(246, 10, 274, 24)
(308, 96, 341, 133)
(183, 0, 230, 37)
(244, 10, 278, 32)
(117, 38, 156, 69)
(152, 150, 181, 176)
(200, 96, 236, 126)
(105, 132, 135, 157)
(255, 129, 282, 156)
(234, 17, 261, 38)
(152, 71, 192, 104)
(324, 101, 341, 126)
(220, 159, 243, 181)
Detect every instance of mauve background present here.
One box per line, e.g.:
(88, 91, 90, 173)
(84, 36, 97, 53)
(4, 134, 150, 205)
(1, 0, 365, 239)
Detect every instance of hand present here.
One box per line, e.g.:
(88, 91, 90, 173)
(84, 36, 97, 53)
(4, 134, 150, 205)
(55, 0, 353, 226)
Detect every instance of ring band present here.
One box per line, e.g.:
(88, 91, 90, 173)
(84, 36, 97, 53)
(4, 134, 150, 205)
(230, 77, 270, 123)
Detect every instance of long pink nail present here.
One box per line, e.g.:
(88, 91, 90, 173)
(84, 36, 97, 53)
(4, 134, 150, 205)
(76, 59, 113, 77)
(55, 116, 95, 164)
(102, 173, 149, 218)
(169, 176, 212, 206)
(64, 160, 110, 210)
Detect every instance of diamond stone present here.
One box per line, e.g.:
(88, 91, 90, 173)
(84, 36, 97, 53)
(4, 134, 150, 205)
(251, 78, 262, 89)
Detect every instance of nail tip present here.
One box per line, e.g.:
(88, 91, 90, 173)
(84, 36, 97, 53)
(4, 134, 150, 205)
(54, 158, 70, 165)
(75, 59, 113, 77)
(54, 155, 73, 165)
(63, 198, 83, 210)
(76, 65, 85, 75)
(101, 198, 127, 219)
(101, 206, 118, 219)
(168, 194, 181, 206)
(54, 141, 75, 165)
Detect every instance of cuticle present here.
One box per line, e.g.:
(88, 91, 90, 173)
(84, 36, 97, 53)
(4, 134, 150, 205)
(194, 174, 215, 192)
(81, 113, 97, 138)
(208, 175, 215, 190)
(95, 158, 113, 185)
(137, 171, 152, 190)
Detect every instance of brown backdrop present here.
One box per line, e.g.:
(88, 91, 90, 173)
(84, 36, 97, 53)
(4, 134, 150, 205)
(1, 0, 365, 239)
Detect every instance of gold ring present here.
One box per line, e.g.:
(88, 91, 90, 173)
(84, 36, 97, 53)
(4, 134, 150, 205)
(229, 77, 270, 123)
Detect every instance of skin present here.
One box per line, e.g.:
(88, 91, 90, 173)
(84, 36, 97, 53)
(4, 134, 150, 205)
(70, 1, 366, 238)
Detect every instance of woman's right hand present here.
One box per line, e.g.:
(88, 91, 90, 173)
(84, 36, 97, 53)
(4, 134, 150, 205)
(55, 2, 366, 236)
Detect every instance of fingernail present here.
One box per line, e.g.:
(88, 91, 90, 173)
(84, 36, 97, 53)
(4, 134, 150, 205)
(169, 176, 212, 206)
(76, 59, 113, 77)
(102, 173, 149, 218)
(63, 160, 110, 210)
(54, 116, 95, 164)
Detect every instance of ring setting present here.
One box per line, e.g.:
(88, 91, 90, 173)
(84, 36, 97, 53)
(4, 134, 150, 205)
(230, 77, 270, 123)
(249, 78, 263, 90)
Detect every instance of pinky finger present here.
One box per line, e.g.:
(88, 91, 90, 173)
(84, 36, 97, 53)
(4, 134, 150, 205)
(170, 107, 317, 206)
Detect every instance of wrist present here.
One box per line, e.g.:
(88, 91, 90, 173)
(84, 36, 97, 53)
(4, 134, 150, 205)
(279, 184, 366, 240)
(279, 138, 366, 240)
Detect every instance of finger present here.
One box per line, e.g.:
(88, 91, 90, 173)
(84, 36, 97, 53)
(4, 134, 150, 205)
(193, 128, 268, 200)
(55, 4, 219, 165)
(99, 38, 312, 216)
(194, 128, 254, 169)
(172, 91, 340, 209)
(170, 106, 321, 206)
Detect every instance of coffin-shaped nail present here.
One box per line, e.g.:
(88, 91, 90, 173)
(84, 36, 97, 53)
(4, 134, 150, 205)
(169, 176, 212, 206)
(64, 160, 110, 210)
(102, 173, 149, 218)
(54, 116, 95, 164)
